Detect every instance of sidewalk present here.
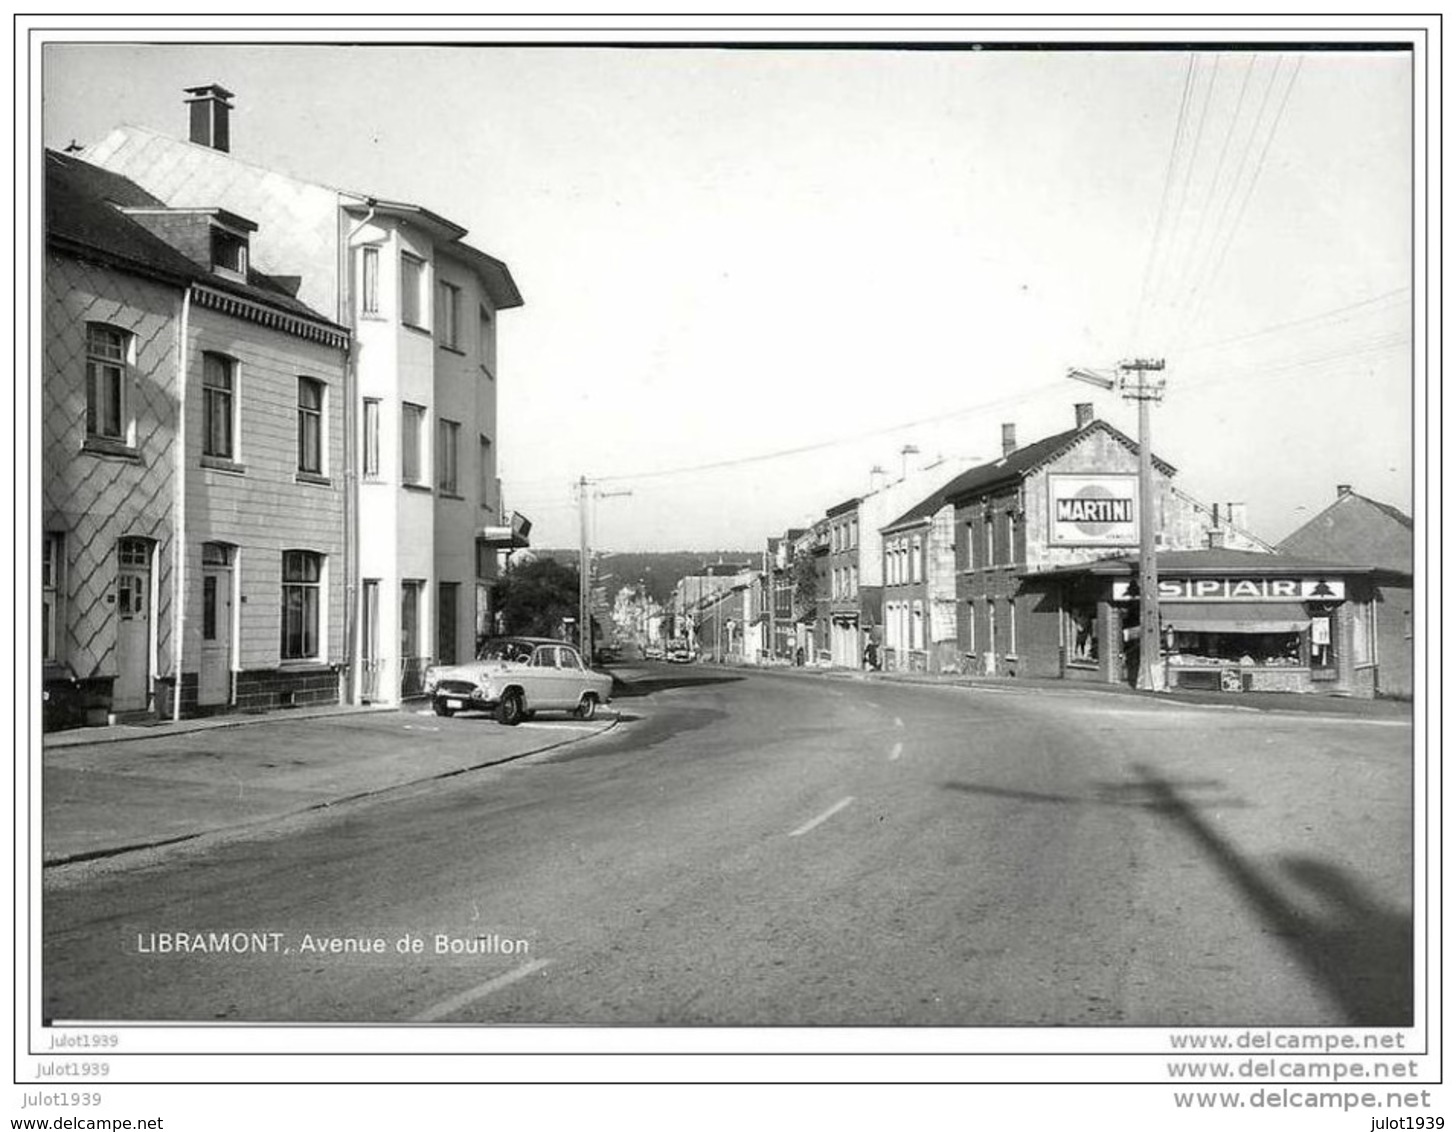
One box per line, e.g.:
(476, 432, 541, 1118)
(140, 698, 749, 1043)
(41, 702, 618, 867)
(745, 661, 1415, 719)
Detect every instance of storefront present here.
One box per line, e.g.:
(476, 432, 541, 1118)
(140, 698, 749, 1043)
(1036, 550, 1405, 698)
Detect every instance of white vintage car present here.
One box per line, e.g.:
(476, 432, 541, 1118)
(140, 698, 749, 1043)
(423, 637, 613, 725)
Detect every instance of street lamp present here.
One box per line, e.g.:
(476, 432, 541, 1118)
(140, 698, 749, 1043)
(1065, 360, 1167, 692)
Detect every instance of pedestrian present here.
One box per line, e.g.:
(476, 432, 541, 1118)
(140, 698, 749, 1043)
(795, 646, 805, 667)
(863, 639, 879, 671)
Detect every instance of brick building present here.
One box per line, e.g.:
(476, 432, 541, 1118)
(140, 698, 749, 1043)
(1278, 485, 1415, 698)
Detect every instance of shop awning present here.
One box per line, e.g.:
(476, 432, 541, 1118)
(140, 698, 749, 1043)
(1161, 602, 1310, 634)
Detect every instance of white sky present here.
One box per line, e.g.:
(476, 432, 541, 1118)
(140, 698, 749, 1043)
(42, 39, 1415, 552)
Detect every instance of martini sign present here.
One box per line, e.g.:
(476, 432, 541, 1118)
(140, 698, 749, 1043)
(1048, 473, 1139, 547)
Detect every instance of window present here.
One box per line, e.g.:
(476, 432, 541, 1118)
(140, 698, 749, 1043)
(965, 599, 976, 654)
(911, 536, 923, 583)
(849, 564, 858, 595)
(1066, 602, 1098, 663)
(1007, 598, 1017, 655)
(479, 306, 495, 374)
(211, 229, 248, 275)
(401, 253, 426, 328)
(85, 323, 129, 441)
(436, 280, 461, 348)
(43, 533, 62, 663)
(202, 353, 236, 459)
(984, 511, 996, 568)
(965, 521, 976, 571)
(479, 435, 494, 510)
(360, 246, 380, 315)
(297, 377, 324, 474)
(850, 519, 858, 547)
(1008, 512, 1020, 565)
(402, 403, 426, 485)
(362, 398, 381, 479)
(912, 601, 924, 651)
(280, 551, 323, 661)
(437, 419, 460, 494)
(437, 582, 459, 666)
(401, 580, 424, 662)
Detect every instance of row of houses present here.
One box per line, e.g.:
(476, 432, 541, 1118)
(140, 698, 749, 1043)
(42, 85, 531, 728)
(681, 405, 1413, 699)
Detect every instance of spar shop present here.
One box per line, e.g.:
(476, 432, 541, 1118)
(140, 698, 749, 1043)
(1029, 549, 1409, 697)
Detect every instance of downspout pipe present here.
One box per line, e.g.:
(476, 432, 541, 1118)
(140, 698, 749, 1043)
(171, 286, 192, 721)
(340, 202, 375, 703)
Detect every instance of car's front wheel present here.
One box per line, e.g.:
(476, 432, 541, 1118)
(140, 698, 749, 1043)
(433, 699, 455, 718)
(497, 690, 524, 726)
(575, 695, 597, 721)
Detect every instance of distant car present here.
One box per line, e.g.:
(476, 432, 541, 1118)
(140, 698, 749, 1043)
(644, 645, 665, 660)
(594, 643, 622, 665)
(424, 637, 613, 725)
(667, 645, 695, 664)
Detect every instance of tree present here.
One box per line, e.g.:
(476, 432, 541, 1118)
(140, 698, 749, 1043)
(491, 558, 581, 642)
(792, 552, 818, 619)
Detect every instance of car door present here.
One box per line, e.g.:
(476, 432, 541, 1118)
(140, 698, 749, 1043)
(527, 645, 564, 709)
(556, 645, 588, 706)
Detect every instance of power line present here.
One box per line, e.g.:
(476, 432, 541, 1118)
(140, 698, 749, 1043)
(1132, 53, 1197, 345)
(1171, 55, 1304, 349)
(1179, 287, 1409, 354)
(1165, 54, 1257, 322)
(591, 379, 1067, 485)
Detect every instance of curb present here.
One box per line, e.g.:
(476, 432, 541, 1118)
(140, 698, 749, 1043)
(740, 661, 1408, 720)
(42, 703, 398, 750)
(42, 715, 621, 869)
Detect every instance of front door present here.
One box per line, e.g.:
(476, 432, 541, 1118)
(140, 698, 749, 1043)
(199, 544, 234, 706)
(114, 538, 152, 712)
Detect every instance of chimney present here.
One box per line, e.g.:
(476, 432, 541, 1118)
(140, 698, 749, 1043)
(1207, 528, 1227, 549)
(1001, 423, 1017, 457)
(1337, 484, 1353, 498)
(1226, 502, 1247, 530)
(1074, 402, 1094, 430)
(185, 84, 235, 152)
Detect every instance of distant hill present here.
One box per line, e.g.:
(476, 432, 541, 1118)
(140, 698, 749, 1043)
(520, 549, 761, 605)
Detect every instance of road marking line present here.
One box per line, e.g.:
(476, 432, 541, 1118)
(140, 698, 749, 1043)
(890, 741, 904, 761)
(789, 796, 855, 838)
(412, 959, 553, 1023)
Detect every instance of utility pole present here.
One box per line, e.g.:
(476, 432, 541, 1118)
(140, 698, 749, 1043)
(1121, 357, 1167, 693)
(1067, 358, 1167, 692)
(577, 478, 631, 663)
(577, 476, 590, 658)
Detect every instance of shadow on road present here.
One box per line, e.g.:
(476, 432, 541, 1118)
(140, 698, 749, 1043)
(941, 768, 1412, 1025)
(609, 672, 746, 699)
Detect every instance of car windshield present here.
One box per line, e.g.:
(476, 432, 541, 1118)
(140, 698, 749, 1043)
(476, 639, 538, 663)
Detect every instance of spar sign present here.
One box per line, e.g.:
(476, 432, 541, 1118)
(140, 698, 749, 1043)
(1048, 473, 1139, 547)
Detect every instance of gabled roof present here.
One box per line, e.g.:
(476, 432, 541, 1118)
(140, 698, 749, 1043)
(46, 149, 341, 327)
(1278, 490, 1414, 574)
(826, 496, 860, 518)
(882, 419, 1176, 533)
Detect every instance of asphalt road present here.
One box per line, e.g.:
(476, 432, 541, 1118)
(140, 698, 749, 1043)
(42, 666, 1413, 1027)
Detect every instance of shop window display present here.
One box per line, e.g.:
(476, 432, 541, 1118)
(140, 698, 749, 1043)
(1166, 631, 1306, 669)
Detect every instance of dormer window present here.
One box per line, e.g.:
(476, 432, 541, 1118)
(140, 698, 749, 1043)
(211, 228, 248, 277)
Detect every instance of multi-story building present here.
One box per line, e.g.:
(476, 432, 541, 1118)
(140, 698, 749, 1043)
(823, 497, 861, 667)
(872, 402, 1395, 695)
(43, 150, 351, 726)
(80, 84, 525, 703)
